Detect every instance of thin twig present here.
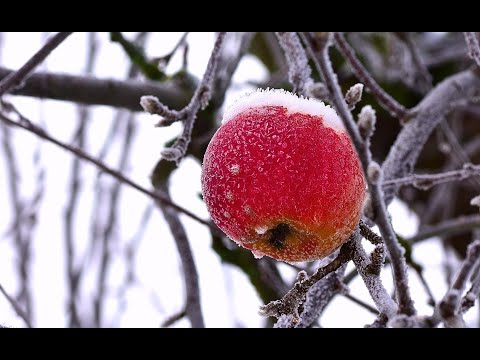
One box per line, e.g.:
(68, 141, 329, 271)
(333, 32, 409, 119)
(290, 264, 347, 328)
(64, 32, 98, 328)
(461, 265, 480, 314)
(343, 293, 378, 315)
(93, 32, 147, 327)
(439, 120, 480, 189)
(161, 308, 187, 328)
(359, 221, 382, 245)
(259, 238, 355, 325)
(413, 266, 436, 307)
(0, 32, 73, 96)
(407, 215, 480, 244)
(464, 32, 480, 67)
(157, 183, 205, 328)
(0, 108, 219, 234)
(0, 34, 34, 325)
(209, 32, 255, 111)
(141, 32, 227, 163)
(438, 240, 480, 327)
(154, 32, 189, 68)
(94, 113, 136, 327)
(113, 204, 154, 326)
(393, 32, 433, 94)
(382, 163, 480, 191)
(0, 282, 32, 328)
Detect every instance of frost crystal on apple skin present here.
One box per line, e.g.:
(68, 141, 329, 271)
(222, 88, 345, 133)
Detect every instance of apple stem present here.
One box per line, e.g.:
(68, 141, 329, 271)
(268, 223, 290, 249)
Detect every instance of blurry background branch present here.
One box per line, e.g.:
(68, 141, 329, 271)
(0, 67, 190, 112)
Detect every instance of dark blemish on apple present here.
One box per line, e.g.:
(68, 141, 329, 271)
(268, 223, 290, 249)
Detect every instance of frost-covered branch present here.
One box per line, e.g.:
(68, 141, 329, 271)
(464, 32, 480, 67)
(382, 163, 480, 191)
(439, 240, 480, 327)
(351, 233, 397, 319)
(333, 32, 409, 120)
(461, 266, 480, 314)
(275, 32, 313, 95)
(289, 265, 347, 328)
(382, 69, 480, 203)
(275, 265, 347, 328)
(141, 32, 226, 163)
(259, 238, 355, 326)
(301, 31, 416, 316)
(0, 32, 73, 96)
(359, 220, 382, 245)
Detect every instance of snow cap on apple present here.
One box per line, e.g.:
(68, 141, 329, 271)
(201, 89, 366, 262)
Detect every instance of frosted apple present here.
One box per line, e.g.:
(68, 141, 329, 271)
(201, 89, 366, 262)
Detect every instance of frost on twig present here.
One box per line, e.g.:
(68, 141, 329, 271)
(141, 32, 226, 163)
(359, 220, 382, 245)
(292, 266, 348, 328)
(439, 240, 480, 327)
(463, 32, 480, 68)
(275, 32, 313, 96)
(259, 237, 355, 326)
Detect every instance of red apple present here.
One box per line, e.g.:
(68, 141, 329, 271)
(201, 89, 366, 262)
